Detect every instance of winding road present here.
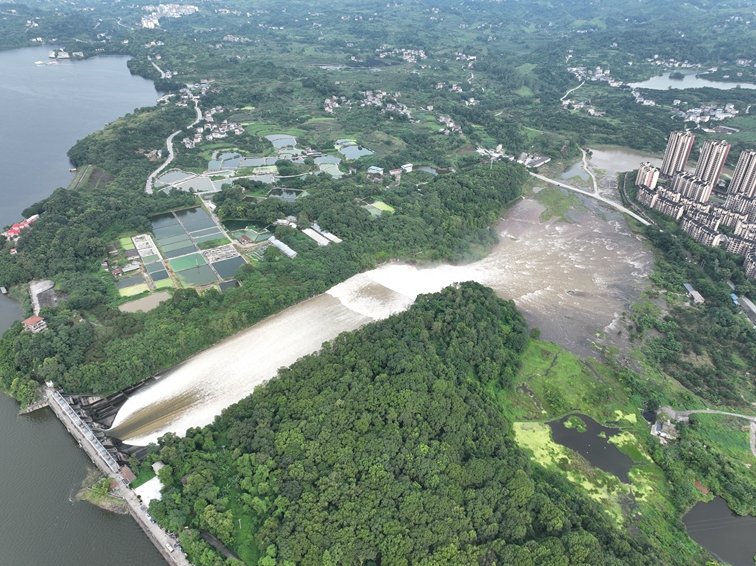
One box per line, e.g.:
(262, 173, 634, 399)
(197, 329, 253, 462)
(145, 101, 203, 194)
(529, 172, 651, 226)
(659, 406, 756, 457)
(561, 80, 585, 102)
(580, 148, 598, 193)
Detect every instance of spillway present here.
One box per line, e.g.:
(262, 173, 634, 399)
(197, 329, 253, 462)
(109, 197, 652, 445)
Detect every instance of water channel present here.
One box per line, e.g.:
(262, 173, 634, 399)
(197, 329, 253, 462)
(0, 46, 164, 566)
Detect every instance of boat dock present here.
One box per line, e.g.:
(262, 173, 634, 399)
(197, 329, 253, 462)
(37, 386, 193, 566)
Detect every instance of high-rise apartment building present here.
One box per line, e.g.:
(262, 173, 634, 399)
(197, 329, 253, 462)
(635, 162, 660, 189)
(728, 149, 756, 197)
(694, 139, 730, 188)
(660, 130, 695, 177)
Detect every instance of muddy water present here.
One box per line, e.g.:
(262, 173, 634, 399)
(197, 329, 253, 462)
(111, 194, 651, 445)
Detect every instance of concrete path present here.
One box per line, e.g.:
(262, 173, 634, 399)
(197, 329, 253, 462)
(580, 148, 598, 193)
(659, 406, 756, 457)
(561, 80, 585, 102)
(529, 172, 651, 226)
(145, 101, 203, 194)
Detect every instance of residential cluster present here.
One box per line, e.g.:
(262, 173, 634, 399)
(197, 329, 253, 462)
(568, 66, 623, 87)
(2, 214, 39, 243)
(141, 3, 198, 29)
(375, 47, 427, 63)
(635, 131, 756, 279)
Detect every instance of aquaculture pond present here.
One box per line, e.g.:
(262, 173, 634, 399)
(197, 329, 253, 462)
(212, 256, 246, 280)
(683, 497, 756, 566)
(548, 414, 635, 482)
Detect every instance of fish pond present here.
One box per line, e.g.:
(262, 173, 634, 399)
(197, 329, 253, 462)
(548, 414, 635, 482)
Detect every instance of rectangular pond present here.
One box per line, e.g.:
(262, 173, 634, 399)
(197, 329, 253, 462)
(212, 256, 246, 280)
(163, 245, 198, 259)
(153, 224, 186, 239)
(176, 265, 217, 287)
(116, 274, 145, 290)
(149, 213, 180, 229)
(169, 253, 206, 272)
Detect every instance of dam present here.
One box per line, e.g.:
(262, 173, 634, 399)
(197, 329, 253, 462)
(106, 196, 652, 447)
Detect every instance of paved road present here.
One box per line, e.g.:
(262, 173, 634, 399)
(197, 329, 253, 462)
(580, 148, 598, 193)
(561, 80, 585, 102)
(659, 406, 756, 457)
(145, 101, 203, 194)
(529, 172, 652, 226)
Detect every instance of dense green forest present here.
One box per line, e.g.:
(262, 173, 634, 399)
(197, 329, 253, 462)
(147, 284, 662, 566)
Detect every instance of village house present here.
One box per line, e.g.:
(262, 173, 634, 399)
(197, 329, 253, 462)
(22, 315, 47, 333)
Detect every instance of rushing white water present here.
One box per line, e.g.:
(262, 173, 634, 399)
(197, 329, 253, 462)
(110, 197, 652, 445)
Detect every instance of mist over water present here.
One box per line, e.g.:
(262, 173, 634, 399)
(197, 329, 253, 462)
(112, 196, 652, 445)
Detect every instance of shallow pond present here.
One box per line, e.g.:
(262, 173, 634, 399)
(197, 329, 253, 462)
(116, 274, 146, 290)
(548, 414, 635, 482)
(118, 291, 171, 313)
(265, 134, 297, 149)
(268, 188, 301, 202)
(683, 496, 756, 566)
(417, 166, 438, 175)
(629, 70, 756, 90)
(156, 170, 193, 185)
(339, 145, 374, 159)
(561, 162, 589, 182)
(315, 155, 341, 164)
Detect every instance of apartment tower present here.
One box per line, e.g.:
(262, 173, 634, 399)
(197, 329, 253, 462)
(635, 162, 660, 189)
(694, 139, 730, 189)
(729, 149, 756, 197)
(660, 130, 695, 177)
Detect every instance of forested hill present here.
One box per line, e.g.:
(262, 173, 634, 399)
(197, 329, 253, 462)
(150, 283, 659, 566)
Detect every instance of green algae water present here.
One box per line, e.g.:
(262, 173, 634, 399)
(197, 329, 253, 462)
(0, 46, 164, 566)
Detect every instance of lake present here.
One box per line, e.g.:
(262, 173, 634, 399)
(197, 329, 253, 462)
(629, 70, 756, 91)
(0, 46, 164, 566)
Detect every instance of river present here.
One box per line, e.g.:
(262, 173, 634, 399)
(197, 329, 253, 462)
(0, 46, 164, 566)
(111, 195, 653, 445)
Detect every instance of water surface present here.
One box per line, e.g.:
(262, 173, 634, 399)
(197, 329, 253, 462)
(629, 71, 756, 90)
(683, 497, 756, 566)
(0, 45, 164, 566)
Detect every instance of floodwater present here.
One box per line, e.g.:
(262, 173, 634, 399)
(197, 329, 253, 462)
(110, 195, 652, 445)
(0, 46, 164, 566)
(683, 497, 756, 566)
(118, 291, 171, 313)
(548, 414, 634, 482)
(588, 146, 661, 175)
(629, 71, 756, 90)
(561, 162, 589, 182)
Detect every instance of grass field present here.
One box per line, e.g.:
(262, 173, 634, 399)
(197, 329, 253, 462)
(532, 186, 585, 222)
(119, 237, 135, 250)
(371, 201, 395, 213)
(169, 253, 206, 271)
(118, 284, 149, 297)
(687, 413, 756, 465)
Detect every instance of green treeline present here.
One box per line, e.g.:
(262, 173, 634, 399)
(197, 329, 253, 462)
(149, 283, 661, 566)
(0, 163, 524, 402)
(632, 223, 756, 405)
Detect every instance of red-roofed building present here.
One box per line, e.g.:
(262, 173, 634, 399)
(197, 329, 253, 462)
(22, 315, 47, 333)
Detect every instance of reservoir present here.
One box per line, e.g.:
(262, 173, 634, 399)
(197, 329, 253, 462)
(0, 46, 164, 566)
